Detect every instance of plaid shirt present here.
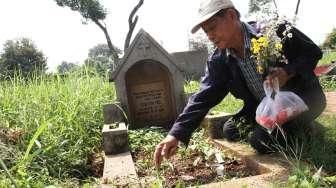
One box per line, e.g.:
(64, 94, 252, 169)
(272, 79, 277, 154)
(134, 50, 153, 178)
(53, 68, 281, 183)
(228, 23, 265, 101)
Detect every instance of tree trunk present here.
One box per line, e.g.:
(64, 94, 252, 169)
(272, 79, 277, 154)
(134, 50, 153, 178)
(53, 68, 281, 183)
(272, 0, 278, 17)
(93, 19, 119, 61)
(293, 0, 301, 24)
(295, 0, 301, 16)
(124, 0, 144, 52)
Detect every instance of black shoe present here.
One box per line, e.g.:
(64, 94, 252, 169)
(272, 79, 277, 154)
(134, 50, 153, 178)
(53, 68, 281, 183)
(249, 127, 274, 154)
(223, 117, 240, 141)
(209, 122, 225, 139)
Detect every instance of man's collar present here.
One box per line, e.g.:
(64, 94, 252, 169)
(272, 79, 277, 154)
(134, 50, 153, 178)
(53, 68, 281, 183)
(243, 22, 258, 37)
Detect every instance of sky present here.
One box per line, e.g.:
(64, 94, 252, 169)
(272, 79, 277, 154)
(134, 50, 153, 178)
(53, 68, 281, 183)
(0, 0, 335, 72)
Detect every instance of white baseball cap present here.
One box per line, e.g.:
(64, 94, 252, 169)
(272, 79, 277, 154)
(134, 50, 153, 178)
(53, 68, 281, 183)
(191, 0, 235, 34)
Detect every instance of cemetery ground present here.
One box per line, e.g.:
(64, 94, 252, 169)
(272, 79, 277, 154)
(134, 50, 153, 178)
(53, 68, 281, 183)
(0, 66, 336, 187)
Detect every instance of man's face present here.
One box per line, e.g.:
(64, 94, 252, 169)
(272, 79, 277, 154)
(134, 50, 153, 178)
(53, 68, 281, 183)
(201, 11, 236, 49)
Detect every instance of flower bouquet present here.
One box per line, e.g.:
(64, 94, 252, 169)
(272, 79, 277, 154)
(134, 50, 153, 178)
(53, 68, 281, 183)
(251, 21, 309, 132)
(250, 21, 293, 75)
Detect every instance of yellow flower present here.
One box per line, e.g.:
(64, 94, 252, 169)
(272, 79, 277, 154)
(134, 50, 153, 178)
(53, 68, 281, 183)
(262, 40, 269, 48)
(251, 38, 257, 44)
(258, 37, 266, 42)
(249, 22, 286, 74)
(253, 46, 260, 54)
(275, 42, 282, 50)
(257, 64, 264, 74)
(257, 37, 268, 48)
(251, 38, 262, 55)
(263, 42, 268, 47)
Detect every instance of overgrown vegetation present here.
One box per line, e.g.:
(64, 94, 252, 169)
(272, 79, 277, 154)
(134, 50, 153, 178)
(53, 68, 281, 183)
(265, 113, 336, 187)
(0, 68, 115, 187)
(0, 71, 335, 187)
(305, 115, 336, 173)
(321, 28, 336, 50)
(318, 51, 336, 65)
(319, 76, 336, 91)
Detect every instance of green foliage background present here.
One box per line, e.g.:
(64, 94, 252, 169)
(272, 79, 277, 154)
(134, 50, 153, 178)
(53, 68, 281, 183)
(0, 68, 115, 187)
(322, 28, 336, 50)
(0, 38, 47, 79)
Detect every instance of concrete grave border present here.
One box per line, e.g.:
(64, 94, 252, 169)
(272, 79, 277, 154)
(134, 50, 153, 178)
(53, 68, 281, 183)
(199, 113, 290, 187)
(101, 113, 290, 187)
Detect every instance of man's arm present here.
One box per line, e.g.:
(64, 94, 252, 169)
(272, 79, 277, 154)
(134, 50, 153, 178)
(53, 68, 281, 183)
(276, 22, 323, 76)
(268, 22, 323, 87)
(168, 54, 229, 145)
(154, 51, 230, 168)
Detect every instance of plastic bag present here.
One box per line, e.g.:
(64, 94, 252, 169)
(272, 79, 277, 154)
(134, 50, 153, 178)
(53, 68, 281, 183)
(256, 78, 308, 133)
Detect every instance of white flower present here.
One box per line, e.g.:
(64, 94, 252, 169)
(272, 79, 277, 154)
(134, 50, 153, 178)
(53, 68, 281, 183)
(287, 33, 293, 38)
(312, 166, 323, 183)
(285, 24, 292, 32)
(282, 30, 287, 37)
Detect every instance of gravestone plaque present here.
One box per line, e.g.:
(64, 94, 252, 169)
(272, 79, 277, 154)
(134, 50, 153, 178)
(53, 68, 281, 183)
(126, 61, 174, 127)
(111, 29, 185, 129)
(130, 82, 167, 122)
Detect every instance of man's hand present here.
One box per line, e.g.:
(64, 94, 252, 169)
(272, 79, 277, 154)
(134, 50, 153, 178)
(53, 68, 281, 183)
(153, 135, 178, 168)
(266, 67, 294, 87)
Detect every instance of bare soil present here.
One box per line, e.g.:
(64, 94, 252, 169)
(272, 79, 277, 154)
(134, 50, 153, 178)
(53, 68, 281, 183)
(133, 150, 257, 187)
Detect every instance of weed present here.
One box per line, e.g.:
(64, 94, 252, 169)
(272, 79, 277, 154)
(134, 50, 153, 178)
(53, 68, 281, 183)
(128, 128, 165, 154)
(150, 177, 164, 188)
(261, 115, 336, 187)
(0, 70, 115, 186)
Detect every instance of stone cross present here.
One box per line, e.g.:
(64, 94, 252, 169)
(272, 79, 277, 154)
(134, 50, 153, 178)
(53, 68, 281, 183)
(137, 36, 151, 57)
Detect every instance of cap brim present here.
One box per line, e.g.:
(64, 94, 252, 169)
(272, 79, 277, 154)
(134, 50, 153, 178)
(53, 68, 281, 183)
(191, 10, 221, 34)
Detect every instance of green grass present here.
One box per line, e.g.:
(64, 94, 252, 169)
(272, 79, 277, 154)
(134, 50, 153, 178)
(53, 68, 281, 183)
(319, 76, 336, 91)
(184, 80, 200, 94)
(0, 69, 115, 187)
(303, 115, 336, 173)
(211, 94, 243, 114)
(271, 115, 336, 187)
(0, 73, 334, 187)
(184, 80, 243, 114)
(318, 51, 336, 65)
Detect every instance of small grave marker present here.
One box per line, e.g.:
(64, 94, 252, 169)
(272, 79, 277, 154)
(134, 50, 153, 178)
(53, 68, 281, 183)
(111, 29, 185, 129)
(102, 123, 128, 155)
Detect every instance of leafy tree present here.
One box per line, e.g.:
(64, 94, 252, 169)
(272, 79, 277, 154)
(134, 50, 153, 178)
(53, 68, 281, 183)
(0, 38, 47, 78)
(56, 61, 79, 74)
(54, 0, 144, 62)
(248, 0, 301, 24)
(188, 33, 214, 54)
(322, 28, 336, 50)
(84, 43, 121, 75)
(248, 0, 276, 15)
(88, 43, 121, 58)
